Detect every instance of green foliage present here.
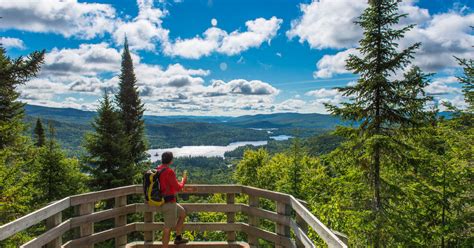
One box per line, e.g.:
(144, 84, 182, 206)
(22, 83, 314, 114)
(152, 156, 234, 184)
(33, 123, 88, 204)
(234, 148, 270, 187)
(0, 44, 87, 246)
(0, 46, 44, 149)
(84, 92, 135, 190)
(33, 118, 45, 147)
(324, 1, 432, 245)
(116, 37, 147, 164)
(455, 55, 474, 112)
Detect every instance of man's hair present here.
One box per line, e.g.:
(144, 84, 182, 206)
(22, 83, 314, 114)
(161, 151, 173, 164)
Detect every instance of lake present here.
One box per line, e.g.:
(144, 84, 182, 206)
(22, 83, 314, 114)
(147, 140, 268, 161)
(270, 135, 293, 141)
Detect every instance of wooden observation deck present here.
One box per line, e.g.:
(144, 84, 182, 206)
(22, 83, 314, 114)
(0, 185, 348, 248)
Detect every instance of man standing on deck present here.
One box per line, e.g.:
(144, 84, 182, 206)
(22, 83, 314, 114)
(157, 151, 189, 247)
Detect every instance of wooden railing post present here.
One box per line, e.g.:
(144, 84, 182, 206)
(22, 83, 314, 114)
(226, 193, 236, 242)
(248, 195, 259, 248)
(79, 202, 94, 248)
(144, 211, 155, 243)
(276, 202, 291, 248)
(45, 212, 62, 248)
(295, 213, 309, 248)
(115, 196, 127, 248)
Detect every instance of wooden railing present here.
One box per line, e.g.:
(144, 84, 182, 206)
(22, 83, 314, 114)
(0, 185, 348, 248)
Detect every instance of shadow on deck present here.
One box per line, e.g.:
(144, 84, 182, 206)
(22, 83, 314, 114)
(0, 185, 348, 248)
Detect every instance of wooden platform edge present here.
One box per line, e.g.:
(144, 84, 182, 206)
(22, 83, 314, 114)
(125, 241, 250, 248)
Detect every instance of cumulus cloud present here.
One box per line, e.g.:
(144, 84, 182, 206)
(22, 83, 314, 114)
(291, 0, 474, 78)
(218, 17, 283, 55)
(1, 0, 282, 59)
(163, 17, 283, 59)
(0, 37, 25, 49)
(42, 43, 126, 76)
(113, 0, 169, 50)
(402, 12, 474, 72)
(0, 0, 116, 39)
(425, 76, 461, 95)
(275, 99, 306, 111)
(287, 0, 366, 49)
(314, 48, 359, 78)
(305, 88, 341, 98)
(206, 79, 279, 96)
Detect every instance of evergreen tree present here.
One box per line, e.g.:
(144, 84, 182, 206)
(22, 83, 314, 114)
(85, 92, 133, 190)
(34, 123, 87, 204)
(0, 44, 45, 246)
(455, 56, 473, 112)
(0, 45, 44, 148)
(116, 37, 147, 165)
(33, 118, 45, 147)
(325, 0, 431, 245)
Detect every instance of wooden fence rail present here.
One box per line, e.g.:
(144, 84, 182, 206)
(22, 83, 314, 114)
(0, 184, 348, 248)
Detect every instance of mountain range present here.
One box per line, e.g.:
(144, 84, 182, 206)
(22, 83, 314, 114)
(24, 104, 344, 151)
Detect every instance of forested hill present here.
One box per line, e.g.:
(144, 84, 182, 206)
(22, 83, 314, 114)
(24, 104, 342, 128)
(24, 104, 343, 150)
(225, 112, 344, 129)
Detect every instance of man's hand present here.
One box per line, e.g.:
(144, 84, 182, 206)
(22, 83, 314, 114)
(182, 170, 188, 182)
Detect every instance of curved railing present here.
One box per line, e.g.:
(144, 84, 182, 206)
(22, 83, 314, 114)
(0, 185, 348, 248)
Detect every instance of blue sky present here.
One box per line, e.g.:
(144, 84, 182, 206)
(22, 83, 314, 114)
(1, 0, 473, 116)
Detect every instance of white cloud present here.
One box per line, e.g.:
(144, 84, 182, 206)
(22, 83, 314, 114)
(0, 37, 25, 49)
(275, 99, 306, 111)
(162, 27, 226, 58)
(42, 43, 127, 76)
(218, 17, 283, 56)
(402, 12, 474, 72)
(163, 17, 283, 59)
(113, 0, 169, 50)
(305, 88, 340, 98)
(439, 95, 468, 110)
(290, 1, 474, 78)
(287, 0, 366, 49)
(425, 77, 461, 95)
(314, 48, 359, 78)
(206, 79, 279, 96)
(0, 0, 116, 39)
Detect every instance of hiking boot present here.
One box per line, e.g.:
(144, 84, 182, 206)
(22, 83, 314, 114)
(174, 237, 189, 245)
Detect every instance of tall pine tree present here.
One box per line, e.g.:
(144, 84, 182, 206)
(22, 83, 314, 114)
(325, 0, 431, 245)
(116, 37, 147, 165)
(455, 56, 473, 112)
(0, 45, 44, 148)
(84, 92, 133, 190)
(33, 118, 45, 147)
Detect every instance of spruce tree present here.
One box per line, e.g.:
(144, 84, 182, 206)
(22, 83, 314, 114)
(0, 45, 44, 148)
(325, 0, 431, 245)
(34, 123, 87, 204)
(455, 56, 473, 112)
(84, 92, 133, 190)
(33, 118, 45, 147)
(116, 37, 147, 165)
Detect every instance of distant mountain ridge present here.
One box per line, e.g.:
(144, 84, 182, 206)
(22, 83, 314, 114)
(24, 104, 342, 129)
(24, 104, 345, 151)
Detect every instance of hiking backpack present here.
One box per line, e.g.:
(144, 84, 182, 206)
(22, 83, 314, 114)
(143, 168, 167, 206)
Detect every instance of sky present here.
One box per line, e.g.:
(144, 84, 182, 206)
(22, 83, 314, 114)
(1, 0, 473, 116)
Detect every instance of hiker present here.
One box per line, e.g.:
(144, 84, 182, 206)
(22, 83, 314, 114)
(157, 151, 188, 247)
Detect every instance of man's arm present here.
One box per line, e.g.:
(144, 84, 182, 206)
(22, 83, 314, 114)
(168, 169, 186, 191)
